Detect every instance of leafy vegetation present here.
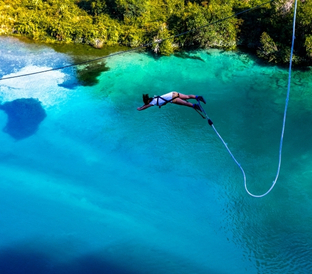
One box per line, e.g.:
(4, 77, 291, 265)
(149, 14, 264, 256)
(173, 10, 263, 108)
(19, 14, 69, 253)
(0, 0, 312, 65)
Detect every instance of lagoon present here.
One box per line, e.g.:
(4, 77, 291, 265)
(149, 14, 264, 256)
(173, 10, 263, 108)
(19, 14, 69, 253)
(0, 36, 312, 273)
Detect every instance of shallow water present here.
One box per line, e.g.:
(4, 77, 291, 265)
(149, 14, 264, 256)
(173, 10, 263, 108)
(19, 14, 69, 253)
(0, 36, 312, 274)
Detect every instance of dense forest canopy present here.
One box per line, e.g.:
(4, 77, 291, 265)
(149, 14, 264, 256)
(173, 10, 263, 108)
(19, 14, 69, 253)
(0, 0, 311, 65)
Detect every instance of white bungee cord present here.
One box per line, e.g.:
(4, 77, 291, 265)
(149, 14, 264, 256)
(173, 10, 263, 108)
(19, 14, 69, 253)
(197, 0, 298, 197)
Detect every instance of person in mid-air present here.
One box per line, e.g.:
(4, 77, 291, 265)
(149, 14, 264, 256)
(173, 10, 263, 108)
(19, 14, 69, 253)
(137, 92, 206, 111)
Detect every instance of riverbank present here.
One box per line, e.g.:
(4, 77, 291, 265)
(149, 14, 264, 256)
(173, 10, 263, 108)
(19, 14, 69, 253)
(1, 0, 312, 66)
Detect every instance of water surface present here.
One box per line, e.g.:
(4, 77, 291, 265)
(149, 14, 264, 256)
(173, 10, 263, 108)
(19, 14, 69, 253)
(0, 36, 312, 274)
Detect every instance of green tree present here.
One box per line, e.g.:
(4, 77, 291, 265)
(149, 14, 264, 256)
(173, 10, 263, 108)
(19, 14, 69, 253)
(305, 35, 312, 58)
(257, 32, 278, 62)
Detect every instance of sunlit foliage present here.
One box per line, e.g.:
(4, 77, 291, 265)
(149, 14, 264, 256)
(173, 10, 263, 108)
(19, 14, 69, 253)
(0, 0, 311, 64)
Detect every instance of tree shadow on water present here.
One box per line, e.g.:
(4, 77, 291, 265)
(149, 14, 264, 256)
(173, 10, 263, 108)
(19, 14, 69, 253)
(0, 239, 216, 274)
(0, 248, 135, 274)
(0, 98, 46, 140)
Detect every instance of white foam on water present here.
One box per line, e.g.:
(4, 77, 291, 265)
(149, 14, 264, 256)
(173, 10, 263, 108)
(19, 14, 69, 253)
(0, 65, 73, 107)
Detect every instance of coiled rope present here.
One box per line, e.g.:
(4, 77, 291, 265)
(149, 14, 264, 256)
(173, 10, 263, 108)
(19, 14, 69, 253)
(197, 0, 298, 198)
(0, 0, 273, 81)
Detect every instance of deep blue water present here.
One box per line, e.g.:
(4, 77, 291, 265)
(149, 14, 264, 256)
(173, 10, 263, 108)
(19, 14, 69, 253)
(0, 36, 312, 274)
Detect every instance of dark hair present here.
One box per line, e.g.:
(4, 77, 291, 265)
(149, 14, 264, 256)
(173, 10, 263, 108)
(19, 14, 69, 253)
(143, 94, 150, 105)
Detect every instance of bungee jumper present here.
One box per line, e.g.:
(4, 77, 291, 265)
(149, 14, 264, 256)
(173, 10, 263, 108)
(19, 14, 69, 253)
(137, 91, 206, 111)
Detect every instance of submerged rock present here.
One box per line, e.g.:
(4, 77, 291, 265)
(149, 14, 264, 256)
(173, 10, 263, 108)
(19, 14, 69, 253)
(0, 98, 46, 140)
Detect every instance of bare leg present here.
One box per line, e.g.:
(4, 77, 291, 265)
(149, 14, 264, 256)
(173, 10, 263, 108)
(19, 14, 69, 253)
(177, 93, 206, 105)
(178, 93, 196, 100)
(171, 92, 198, 108)
(171, 92, 196, 107)
(173, 98, 194, 108)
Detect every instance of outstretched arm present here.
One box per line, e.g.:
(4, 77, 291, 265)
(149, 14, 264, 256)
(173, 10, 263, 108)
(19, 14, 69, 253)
(137, 104, 152, 111)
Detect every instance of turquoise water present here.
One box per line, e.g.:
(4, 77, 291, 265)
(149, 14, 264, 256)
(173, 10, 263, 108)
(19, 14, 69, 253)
(0, 36, 312, 273)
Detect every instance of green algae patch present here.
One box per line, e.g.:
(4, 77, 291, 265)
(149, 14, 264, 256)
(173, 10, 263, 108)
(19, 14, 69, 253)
(48, 42, 130, 86)
(76, 62, 109, 86)
(174, 51, 205, 62)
